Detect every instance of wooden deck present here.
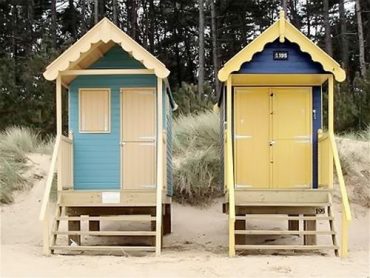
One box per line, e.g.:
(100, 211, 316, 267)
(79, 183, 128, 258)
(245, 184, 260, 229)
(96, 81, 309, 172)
(60, 189, 171, 207)
(223, 188, 338, 255)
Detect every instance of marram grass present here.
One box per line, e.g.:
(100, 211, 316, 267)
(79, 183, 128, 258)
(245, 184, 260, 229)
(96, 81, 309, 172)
(0, 126, 53, 204)
(172, 111, 223, 205)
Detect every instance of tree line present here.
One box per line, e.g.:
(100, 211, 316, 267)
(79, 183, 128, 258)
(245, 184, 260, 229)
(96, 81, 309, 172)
(0, 0, 369, 133)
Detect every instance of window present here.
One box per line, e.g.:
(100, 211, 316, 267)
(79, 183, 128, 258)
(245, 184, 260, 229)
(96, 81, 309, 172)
(79, 89, 111, 133)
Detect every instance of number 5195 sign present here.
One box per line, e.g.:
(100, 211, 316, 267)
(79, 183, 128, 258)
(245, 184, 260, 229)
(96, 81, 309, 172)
(273, 51, 288, 60)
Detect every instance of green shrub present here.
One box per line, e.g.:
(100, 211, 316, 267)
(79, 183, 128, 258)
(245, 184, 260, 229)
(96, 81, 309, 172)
(173, 110, 222, 205)
(172, 82, 215, 116)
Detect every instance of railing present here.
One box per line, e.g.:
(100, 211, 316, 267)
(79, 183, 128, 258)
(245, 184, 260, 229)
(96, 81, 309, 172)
(318, 132, 332, 188)
(39, 135, 61, 255)
(319, 131, 352, 257)
(60, 136, 73, 190)
(39, 134, 73, 255)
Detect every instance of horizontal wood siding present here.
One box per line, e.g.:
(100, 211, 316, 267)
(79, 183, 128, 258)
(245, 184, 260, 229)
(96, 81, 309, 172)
(69, 45, 157, 190)
(70, 75, 156, 190)
(239, 39, 326, 74)
(90, 45, 146, 69)
(164, 93, 173, 196)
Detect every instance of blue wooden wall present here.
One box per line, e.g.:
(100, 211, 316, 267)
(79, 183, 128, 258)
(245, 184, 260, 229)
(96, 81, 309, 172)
(69, 45, 161, 190)
(312, 86, 322, 189)
(238, 39, 326, 74)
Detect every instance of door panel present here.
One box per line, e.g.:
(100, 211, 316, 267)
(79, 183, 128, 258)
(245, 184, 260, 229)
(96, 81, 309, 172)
(122, 142, 156, 189)
(272, 88, 312, 188)
(121, 89, 156, 189)
(234, 88, 270, 188)
(122, 89, 156, 141)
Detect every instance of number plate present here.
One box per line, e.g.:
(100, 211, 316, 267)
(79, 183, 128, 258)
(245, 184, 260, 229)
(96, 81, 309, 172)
(273, 51, 288, 60)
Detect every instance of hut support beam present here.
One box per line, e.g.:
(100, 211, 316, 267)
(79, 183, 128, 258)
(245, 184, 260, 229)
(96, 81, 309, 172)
(155, 78, 163, 256)
(226, 76, 236, 256)
(328, 77, 334, 189)
(56, 75, 63, 192)
(56, 75, 62, 135)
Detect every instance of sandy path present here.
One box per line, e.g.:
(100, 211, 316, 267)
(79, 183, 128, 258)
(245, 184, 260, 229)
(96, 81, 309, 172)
(1, 154, 369, 277)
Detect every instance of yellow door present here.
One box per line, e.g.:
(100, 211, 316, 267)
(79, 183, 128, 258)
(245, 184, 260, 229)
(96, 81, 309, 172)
(121, 88, 156, 189)
(272, 88, 312, 188)
(234, 88, 270, 188)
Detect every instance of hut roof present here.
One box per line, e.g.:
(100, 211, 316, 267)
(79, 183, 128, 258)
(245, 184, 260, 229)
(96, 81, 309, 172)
(43, 18, 170, 81)
(218, 11, 345, 82)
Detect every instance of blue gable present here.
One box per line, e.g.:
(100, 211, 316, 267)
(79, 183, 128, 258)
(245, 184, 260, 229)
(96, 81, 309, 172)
(90, 45, 146, 69)
(238, 39, 326, 74)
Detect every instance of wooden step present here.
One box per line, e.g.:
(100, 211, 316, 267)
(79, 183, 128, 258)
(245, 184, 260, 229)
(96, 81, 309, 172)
(53, 231, 156, 236)
(235, 230, 335, 235)
(235, 215, 333, 221)
(235, 245, 339, 250)
(51, 245, 155, 252)
(56, 215, 156, 221)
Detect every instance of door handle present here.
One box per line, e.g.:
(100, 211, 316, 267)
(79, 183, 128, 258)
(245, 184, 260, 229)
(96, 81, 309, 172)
(269, 140, 275, 146)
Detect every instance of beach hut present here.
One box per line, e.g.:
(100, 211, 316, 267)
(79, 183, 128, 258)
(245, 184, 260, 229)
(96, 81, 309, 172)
(218, 11, 351, 257)
(39, 18, 175, 255)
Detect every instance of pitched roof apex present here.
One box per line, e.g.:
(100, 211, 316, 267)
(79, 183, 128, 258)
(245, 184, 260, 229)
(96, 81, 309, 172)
(44, 17, 170, 80)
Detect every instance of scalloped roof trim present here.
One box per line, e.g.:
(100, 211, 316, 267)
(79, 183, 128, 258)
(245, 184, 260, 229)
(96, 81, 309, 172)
(44, 18, 170, 80)
(218, 18, 345, 82)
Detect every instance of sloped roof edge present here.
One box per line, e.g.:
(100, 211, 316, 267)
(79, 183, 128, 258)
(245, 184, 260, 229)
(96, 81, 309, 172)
(43, 18, 170, 80)
(218, 13, 345, 82)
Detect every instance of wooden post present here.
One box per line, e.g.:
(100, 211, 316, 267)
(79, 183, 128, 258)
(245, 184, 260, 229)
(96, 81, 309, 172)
(56, 75, 62, 191)
(328, 76, 334, 189)
(226, 76, 236, 256)
(304, 214, 317, 245)
(155, 78, 163, 256)
(42, 208, 51, 255)
(56, 75, 62, 135)
(328, 75, 351, 257)
(341, 205, 349, 257)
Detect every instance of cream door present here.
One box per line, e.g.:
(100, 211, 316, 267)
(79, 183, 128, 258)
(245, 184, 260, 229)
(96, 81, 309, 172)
(121, 89, 156, 189)
(272, 88, 312, 188)
(234, 87, 270, 188)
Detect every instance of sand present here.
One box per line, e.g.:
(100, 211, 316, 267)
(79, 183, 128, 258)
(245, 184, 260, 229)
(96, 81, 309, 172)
(1, 153, 369, 277)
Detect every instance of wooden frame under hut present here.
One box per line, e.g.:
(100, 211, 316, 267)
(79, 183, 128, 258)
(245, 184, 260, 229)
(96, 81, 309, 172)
(39, 18, 175, 255)
(218, 11, 351, 257)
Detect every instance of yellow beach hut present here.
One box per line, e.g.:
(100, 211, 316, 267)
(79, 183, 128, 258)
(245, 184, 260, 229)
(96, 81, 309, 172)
(218, 12, 351, 256)
(39, 18, 175, 255)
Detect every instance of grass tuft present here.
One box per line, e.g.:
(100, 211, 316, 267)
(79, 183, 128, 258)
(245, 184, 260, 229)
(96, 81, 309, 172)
(340, 126, 370, 141)
(0, 126, 53, 204)
(173, 111, 223, 205)
(336, 135, 370, 208)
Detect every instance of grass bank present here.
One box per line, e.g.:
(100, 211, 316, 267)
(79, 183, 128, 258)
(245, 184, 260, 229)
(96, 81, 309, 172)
(0, 127, 53, 204)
